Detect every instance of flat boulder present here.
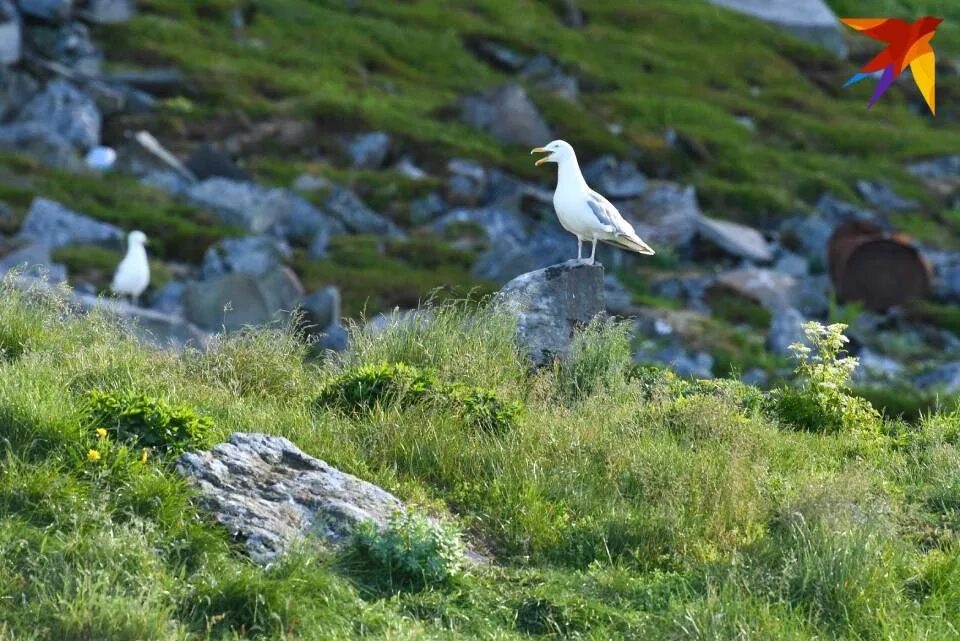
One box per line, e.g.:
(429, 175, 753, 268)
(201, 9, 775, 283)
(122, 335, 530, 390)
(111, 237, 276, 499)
(183, 266, 304, 332)
(460, 83, 552, 148)
(707, 0, 846, 57)
(696, 214, 773, 263)
(497, 260, 604, 366)
(176, 432, 404, 564)
(18, 197, 122, 249)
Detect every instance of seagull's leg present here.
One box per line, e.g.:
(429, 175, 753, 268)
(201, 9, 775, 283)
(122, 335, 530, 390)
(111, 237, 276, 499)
(589, 239, 597, 265)
(577, 236, 583, 262)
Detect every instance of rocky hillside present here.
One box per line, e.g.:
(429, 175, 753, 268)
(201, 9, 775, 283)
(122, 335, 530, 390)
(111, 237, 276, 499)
(4, 0, 960, 413)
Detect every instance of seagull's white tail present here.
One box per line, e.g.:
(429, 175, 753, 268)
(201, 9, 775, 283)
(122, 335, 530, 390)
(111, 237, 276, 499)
(609, 233, 655, 256)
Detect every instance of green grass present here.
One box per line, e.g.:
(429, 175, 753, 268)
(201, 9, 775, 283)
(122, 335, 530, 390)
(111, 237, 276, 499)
(3, 279, 960, 638)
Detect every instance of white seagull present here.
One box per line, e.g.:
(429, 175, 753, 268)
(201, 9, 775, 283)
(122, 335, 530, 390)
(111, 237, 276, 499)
(531, 140, 655, 264)
(111, 230, 150, 306)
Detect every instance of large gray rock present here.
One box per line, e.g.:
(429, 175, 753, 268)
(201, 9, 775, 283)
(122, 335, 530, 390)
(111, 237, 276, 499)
(345, 131, 390, 169)
(323, 187, 402, 237)
(81, 0, 135, 23)
(620, 181, 700, 250)
(707, 0, 846, 57)
(914, 362, 960, 395)
(497, 260, 604, 366)
(712, 268, 798, 312)
(0, 243, 66, 282)
(32, 20, 101, 75)
(434, 206, 527, 246)
(0, 67, 37, 120)
(16, 0, 72, 21)
(581, 156, 647, 200)
(18, 197, 122, 249)
(300, 285, 340, 331)
(16, 79, 100, 151)
(188, 178, 344, 242)
(176, 432, 404, 564)
(0, 122, 82, 169)
(472, 225, 570, 284)
(767, 306, 808, 356)
(0, 1, 20, 65)
(520, 53, 578, 102)
(460, 83, 552, 148)
(200, 235, 290, 279)
(183, 266, 304, 332)
(696, 215, 773, 263)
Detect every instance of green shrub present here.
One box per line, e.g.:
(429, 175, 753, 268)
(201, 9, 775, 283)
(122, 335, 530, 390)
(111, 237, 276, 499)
(449, 385, 522, 435)
(317, 362, 439, 413)
(768, 322, 879, 433)
(348, 511, 465, 593)
(628, 365, 764, 415)
(84, 389, 214, 454)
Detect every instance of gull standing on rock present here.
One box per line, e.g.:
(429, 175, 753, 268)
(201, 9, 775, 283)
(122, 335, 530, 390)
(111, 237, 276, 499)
(531, 140, 655, 264)
(111, 230, 150, 306)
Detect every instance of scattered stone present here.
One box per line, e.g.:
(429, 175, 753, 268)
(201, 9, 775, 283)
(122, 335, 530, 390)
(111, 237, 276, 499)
(520, 53, 578, 102)
(767, 306, 807, 356)
(460, 83, 552, 148)
(604, 273, 635, 316)
(696, 215, 773, 263)
(117, 131, 196, 183)
(779, 214, 833, 264)
(467, 38, 527, 72)
(0, 243, 66, 282)
(646, 345, 714, 379)
(17, 0, 72, 22)
(188, 178, 344, 242)
(773, 251, 809, 277)
(393, 156, 428, 180)
(815, 193, 878, 225)
(409, 192, 446, 225)
(472, 226, 569, 284)
(300, 285, 340, 331)
(81, 0, 135, 23)
(84, 145, 115, 171)
(713, 268, 798, 311)
(185, 144, 251, 182)
(183, 266, 304, 332)
(291, 173, 330, 193)
(620, 181, 700, 249)
(445, 159, 487, 207)
(74, 292, 208, 348)
(434, 206, 527, 246)
(139, 169, 190, 196)
(741, 368, 767, 386)
(907, 155, 960, 197)
(201, 235, 290, 279)
(308, 228, 329, 260)
(558, 0, 583, 28)
(16, 79, 101, 151)
(496, 260, 604, 366)
(323, 187, 402, 237)
(855, 180, 918, 213)
(18, 198, 122, 249)
(853, 348, 905, 382)
(0, 1, 21, 65)
(914, 362, 960, 394)
(345, 131, 390, 169)
(706, 0, 846, 57)
(176, 432, 405, 564)
(32, 21, 101, 75)
(147, 280, 185, 316)
(927, 250, 960, 302)
(581, 156, 646, 199)
(314, 322, 348, 353)
(0, 67, 37, 121)
(0, 121, 82, 169)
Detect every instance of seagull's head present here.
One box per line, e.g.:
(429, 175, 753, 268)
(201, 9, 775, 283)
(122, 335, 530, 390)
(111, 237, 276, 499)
(129, 230, 148, 246)
(530, 140, 575, 167)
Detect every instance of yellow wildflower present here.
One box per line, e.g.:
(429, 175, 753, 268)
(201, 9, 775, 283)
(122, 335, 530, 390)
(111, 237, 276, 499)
(87, 449, 101, 463)
(95, 428, 107, 439)
(140, 449, 149, 464)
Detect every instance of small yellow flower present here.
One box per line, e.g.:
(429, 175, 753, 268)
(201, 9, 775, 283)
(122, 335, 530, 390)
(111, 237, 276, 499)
(95, 428, 107, 439)
(87, 449, 101, 463)
(140, 449, 149, 464)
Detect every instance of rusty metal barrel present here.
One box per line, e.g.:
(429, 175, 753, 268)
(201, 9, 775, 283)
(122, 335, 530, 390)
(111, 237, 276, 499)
(828, 220, 931, 311)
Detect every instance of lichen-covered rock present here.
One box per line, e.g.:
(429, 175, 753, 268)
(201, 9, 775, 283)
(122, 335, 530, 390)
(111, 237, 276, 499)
(497, 260, 604, 366)
(176, 432, 404, 564)
(18, 197, 122, 249)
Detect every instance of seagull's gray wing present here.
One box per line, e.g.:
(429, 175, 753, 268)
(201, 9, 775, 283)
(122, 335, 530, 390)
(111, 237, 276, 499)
(587, 190, 636, 236)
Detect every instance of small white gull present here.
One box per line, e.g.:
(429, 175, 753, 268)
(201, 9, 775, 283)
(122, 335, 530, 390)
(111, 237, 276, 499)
(111, 230, 150, 306)
(531, 140, 655, 264)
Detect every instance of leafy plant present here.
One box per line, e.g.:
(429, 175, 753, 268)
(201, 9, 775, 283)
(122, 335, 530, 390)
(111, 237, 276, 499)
(348, 511, 465, 593)
(450, 385, 522, 435)
(768, 322, 879, 433)
(317, 362, 439, 413)
(84, 389, 214, 454)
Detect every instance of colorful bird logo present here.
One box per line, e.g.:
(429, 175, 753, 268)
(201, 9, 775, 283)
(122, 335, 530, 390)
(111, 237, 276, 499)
(841, 16, 943, 115)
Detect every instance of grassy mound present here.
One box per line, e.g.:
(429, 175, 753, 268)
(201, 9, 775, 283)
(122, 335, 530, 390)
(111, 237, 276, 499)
(1, 278, 960, 639)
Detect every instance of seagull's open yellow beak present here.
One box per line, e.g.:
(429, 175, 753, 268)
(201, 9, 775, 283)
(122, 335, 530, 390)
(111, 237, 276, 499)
(530, 147, 549, 166)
